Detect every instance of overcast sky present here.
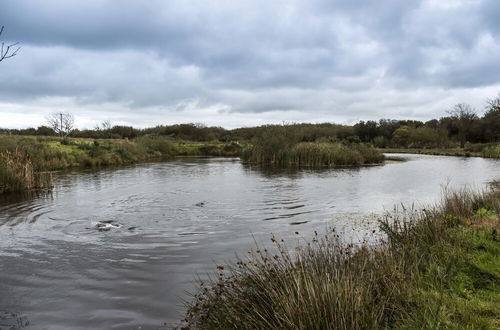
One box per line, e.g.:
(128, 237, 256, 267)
(1, 0, 500, 129)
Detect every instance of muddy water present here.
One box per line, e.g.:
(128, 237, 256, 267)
(0, 154, 498, 329)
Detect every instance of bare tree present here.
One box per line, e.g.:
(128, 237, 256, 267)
(0, 26, 20, 62)
(486, 93, 500, 112)
(94, 120, 111, 131)
(46, 112, 75, 137)
(101, 120, 111, 130)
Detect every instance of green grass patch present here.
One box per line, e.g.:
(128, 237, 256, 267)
(381, 143, 500, 159)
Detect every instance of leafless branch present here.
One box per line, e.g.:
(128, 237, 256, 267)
(0, 26, 20, 62)
(46, 112, 75, 137)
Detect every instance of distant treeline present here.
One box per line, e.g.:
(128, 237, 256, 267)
(2, 97, 499, 149)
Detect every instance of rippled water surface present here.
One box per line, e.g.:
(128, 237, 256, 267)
(0, 154, 498, 329)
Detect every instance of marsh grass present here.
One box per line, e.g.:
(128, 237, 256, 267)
(381, 143, 500, 159)
(239, 125, 384, 168)
(482, 144, 500, 158)
(242, 142, 384, 167)
(0, 149, 52, 193)
(181, 188, 500, 329)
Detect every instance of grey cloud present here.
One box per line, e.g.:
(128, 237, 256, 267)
(0, 0, 499, 127)
(480, 0, 500, 37)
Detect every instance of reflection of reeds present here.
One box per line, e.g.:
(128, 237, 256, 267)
(182, 189, 500, 329)
(242, 142, 384, 167)
(0, 149, 52, 193)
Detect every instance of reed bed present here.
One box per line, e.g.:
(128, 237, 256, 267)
(0, 149, 52, 193)
(482, 144, 500, 158)
(242, 142, 384, 167)
(181, 188, 500, 329)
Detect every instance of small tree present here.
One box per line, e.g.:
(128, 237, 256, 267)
(392, 125, 411, 147)
(447, 103, 478, 148)
(0, 26, 20, 62)
(482, 94, 500, 142)
(46, 112, 75, 137)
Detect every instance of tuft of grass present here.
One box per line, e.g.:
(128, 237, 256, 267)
(180, 188, 500, 329)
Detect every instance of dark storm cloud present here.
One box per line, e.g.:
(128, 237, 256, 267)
(1, 0, 500, 127)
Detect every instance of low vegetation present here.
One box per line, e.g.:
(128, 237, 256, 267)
(0, 135, 242, 193)
(0, 148, 51, 193)
(242, 141, 384, 167)
(181, 187, 500, 329)
(381, 142, 500, 158)
(482, 144, 500, 158)
(239, 125, 385, 167)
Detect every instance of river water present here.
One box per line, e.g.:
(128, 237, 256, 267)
(0, 154, 498, 329)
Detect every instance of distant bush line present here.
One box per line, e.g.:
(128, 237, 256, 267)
(2, 95, 499, 148)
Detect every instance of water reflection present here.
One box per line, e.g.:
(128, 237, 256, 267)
(241, 162, 364, 179)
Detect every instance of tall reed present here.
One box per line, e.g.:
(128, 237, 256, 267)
(482, 144, 500, 158)
(0, 149, 51, 193)
(242, 142, 384, 167)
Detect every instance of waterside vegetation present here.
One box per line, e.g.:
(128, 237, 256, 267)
(0, 135, 242, 193)
(382, 143, 500, 159)
(241, 125, 384, 167)
(1, 94, 499, 192)
(181, 187, 500, 329)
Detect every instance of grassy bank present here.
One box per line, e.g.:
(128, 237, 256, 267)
(181, 187, 500, 329)
(381, 143, 500, 159)
(0, 135, 242, 193)
(0, 131, 385, 193)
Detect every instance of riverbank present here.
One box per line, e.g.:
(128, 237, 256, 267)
(381, 143, 500, 159)
(181, 186, 500, 329)
(0, 134, 385, 193)
(0, 135, 242, 193)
